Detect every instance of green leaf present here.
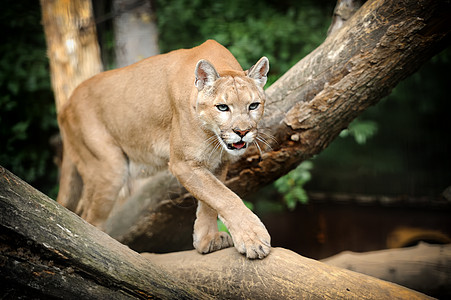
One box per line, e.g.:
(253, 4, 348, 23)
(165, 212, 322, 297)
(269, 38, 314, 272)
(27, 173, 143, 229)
(274, 161, 313, 210)
(341, 119, 379, 145)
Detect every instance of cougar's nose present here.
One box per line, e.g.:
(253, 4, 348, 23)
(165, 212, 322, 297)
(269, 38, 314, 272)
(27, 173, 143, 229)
(233, 128, 250, 138)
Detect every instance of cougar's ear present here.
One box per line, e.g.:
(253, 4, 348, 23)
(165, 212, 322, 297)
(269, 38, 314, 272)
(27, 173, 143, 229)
(247, 56, 269, 88)
(195, 59, 220, 91)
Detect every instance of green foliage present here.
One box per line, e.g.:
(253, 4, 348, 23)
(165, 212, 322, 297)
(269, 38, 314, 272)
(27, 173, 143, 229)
(339, 119, 379, 145)
(0, 0, 58, 197)
(274, 161, 313, 210)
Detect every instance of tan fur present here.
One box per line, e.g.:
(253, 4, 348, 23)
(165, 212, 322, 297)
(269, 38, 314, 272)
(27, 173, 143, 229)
(57, 40, 271, 259)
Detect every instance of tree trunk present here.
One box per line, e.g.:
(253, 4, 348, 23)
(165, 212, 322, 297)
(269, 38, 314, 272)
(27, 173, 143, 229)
(40, 0, 103, 113)
(322, 243, 451, 298)
(113, 0, 159, 68)
(104, 0, 451, 253)
(0, 166, 433, 299)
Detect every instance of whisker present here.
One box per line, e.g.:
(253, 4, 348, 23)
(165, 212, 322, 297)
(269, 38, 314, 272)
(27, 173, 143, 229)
(208, 140, 221, 160)
(207, 135, 225, 162)
(259, 131, 278, 144)
(256, 136, 273, 151)
(219, 145, 224, 161)
(253, 140, 263, 158)
(212, 140, 222, 152)
(204, 135, 219, 148)
(204, 135, 219, 154)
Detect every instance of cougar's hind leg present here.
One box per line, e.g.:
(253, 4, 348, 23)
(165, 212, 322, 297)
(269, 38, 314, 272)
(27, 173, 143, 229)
(57, 146, 83, 212)
(75, 142, 129, 229)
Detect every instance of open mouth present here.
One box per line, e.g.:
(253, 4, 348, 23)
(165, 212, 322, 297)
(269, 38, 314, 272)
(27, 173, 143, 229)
(227, 141, 247, 150)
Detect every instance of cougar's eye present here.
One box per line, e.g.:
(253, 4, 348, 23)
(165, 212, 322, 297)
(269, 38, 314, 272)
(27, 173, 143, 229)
(249, 102, 260, 111)
(216, 104, 230, 112)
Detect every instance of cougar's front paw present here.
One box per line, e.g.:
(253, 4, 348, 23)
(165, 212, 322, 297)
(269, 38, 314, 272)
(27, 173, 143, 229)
(193, 231, 234, 254)
(229, 216, 271, 259)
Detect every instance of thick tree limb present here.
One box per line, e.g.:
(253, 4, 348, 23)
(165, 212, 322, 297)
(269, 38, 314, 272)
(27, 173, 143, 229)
(103, 0, 451, 253)
(0, 166, 432, 299)
(322, 242, 451, 298)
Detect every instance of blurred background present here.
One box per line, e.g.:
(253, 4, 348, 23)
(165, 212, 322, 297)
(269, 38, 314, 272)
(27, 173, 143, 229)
(1, 0, 450, 261)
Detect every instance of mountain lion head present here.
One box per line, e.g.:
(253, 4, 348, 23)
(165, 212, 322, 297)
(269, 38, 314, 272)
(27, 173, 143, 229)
(194, 57, 269, 157)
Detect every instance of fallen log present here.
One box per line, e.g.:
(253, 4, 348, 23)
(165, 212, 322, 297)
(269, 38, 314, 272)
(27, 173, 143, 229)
(322, 242, 451, 298)
(0, 166, 433, 299)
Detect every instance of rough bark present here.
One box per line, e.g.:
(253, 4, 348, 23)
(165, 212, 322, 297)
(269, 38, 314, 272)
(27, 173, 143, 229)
(0, 166, 432, 299)
(40, 0, 103, 112)
(113, 0, 160, 68)
(322, 242, 451, 298)
(103, 0, 451, 253)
